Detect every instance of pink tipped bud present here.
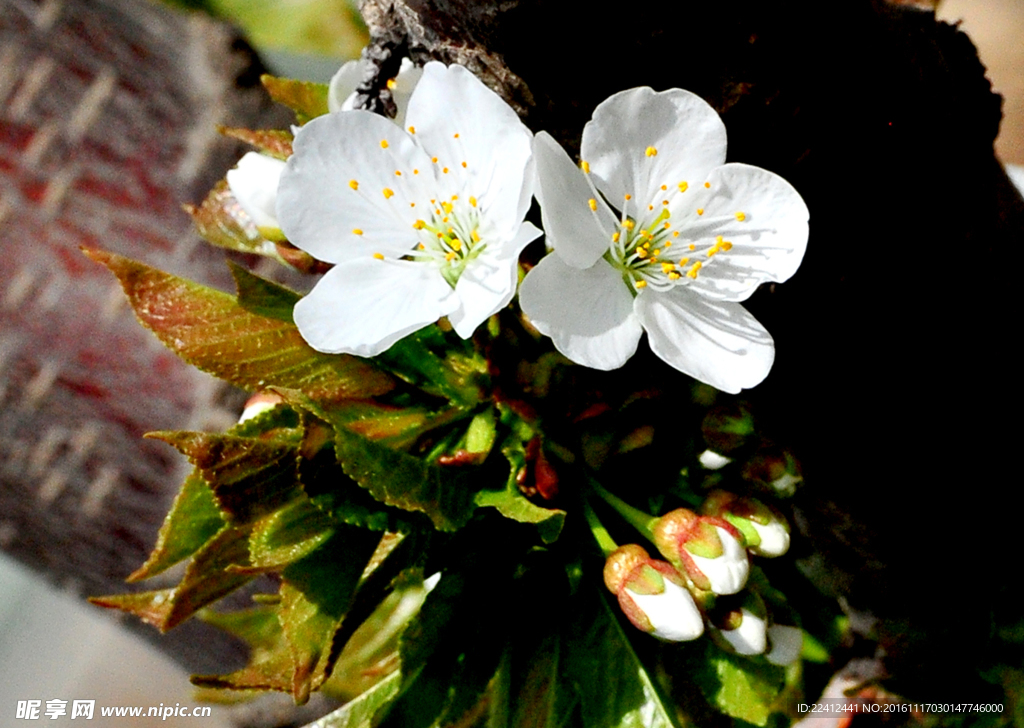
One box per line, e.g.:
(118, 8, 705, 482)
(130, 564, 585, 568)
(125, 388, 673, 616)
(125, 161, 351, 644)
(653, 509, 750, 595)
(603, 545, 704, 642)
(239, 391, 285, 423)
(702, 491, 791, 558)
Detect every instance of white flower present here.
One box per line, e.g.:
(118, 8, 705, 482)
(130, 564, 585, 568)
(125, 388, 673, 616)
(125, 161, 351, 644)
(329, 57, 423, 125)
(720, 607, 768, 655)
(765, 624, 803, 665)
(226, 58, 423, 237)
(750, 519, 791, 558)
(519, 87, 809, 393)
(278, 62, 540, 356)
(698, 449, 732, 470)
(687, 525, 750, 595)
(624, 579, 705, 642)
(226, 151, 287, 234)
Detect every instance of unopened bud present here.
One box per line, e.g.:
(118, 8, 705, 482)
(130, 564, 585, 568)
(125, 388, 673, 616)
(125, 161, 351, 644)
(716, 607, 767, 655)
(653, 509, 749, 595)
(239, 391, 285, 423)
(702, 491, 790, 557)
(765, 624, 803, 665)
(604, 545, 704, 642)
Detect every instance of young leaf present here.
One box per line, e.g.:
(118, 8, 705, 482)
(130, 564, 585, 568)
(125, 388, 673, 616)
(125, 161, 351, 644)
(375, 327, 485, 406)
(244, 497, 336, 572)
(149, 430, 304, 524)
(183, 180, 287, 260)
(261, 74, 330, 123)
(474, 445, 565, 544)
(229, 262, 302, 322)
(83, 249, 395, 402)
(313, 672, 402, 728)
(192, 605, 296, 694)
(333, 426, 479, 532)
(564, 586, 681, 728)
(128, 468, 226, 582)
(689, 641, 784, 727)
(218, 126, 294, 160)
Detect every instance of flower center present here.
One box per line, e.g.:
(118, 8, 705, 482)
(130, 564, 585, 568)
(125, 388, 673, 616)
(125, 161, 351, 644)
(408, 195, 487, 288)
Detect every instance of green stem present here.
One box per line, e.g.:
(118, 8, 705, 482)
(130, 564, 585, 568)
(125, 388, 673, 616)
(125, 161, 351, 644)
(588, 478, 659, 544)
(583, 500, 619, 558)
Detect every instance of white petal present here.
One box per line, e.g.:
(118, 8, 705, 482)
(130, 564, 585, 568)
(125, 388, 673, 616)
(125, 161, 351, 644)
(327, 60, 362, 113)
(750, 520, 790, 557)
(635, 287, 775, 394)
(687, 527, 749, 595)
(582, 87, 727, 206)
(404, 63, 532, 237)
(450, 221, 542, 339)
(698, 449, 732, 470)
(765, 625, 803, 666)
(720, 608, 767, 655)
(519, 255, 643, 371)
(391, 59, 423, 127)
(293, 258, 458, 357)
(625, 581, 704, 642)
(278, 110, 436, 264)
(681, 163, 809, 302)
(226, 152, 286, 230)
(533, 131, 618, 268)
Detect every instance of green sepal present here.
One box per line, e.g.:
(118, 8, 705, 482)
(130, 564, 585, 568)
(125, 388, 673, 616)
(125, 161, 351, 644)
(83, 248, 395, 402)
(261, 74, 330, 123)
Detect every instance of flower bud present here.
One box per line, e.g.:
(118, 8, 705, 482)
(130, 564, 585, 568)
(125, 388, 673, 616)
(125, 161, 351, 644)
(653, 509, 749, 595)
(702, 491, 790, 558)
(715, 606, 767, 656)
(765, 624, 803, 665)
(604, 545, 704, 642)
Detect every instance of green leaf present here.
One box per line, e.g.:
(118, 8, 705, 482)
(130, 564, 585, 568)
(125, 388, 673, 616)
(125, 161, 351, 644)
(245, 497, 336, 572)
(183, 180, 288, 259)
(128, 468, 226, 582)
(333, 426, 479, 532)
(279, 528, 383, 703)
(149, 430, 304, 524)
(564, 587, 680, 728)
(690, 642, 785, 727)
(474, 444, 565, 544)
(261, 74, 330, 123)
(192, 604, 296, 694)
(375, 327, 485, 406)
(218, 126, 293, 160)
(490, 631, 578, 728)
(313, 672, 402, 728)
(229, 262, 302, 322)
(84, 248, 395, 402)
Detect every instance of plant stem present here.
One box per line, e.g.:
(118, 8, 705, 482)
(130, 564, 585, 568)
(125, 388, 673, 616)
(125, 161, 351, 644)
(588, 478, 659, 544)
(583, 500, 618, 558)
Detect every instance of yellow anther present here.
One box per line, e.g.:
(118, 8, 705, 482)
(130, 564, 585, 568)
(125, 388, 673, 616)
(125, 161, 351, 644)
(623, 219, 635, 230)
(625, 194, 632, 201)
(413, 220, 425, 230)
(639, 230, 650, 239)
(663, 222, 671, 229)
(653, 249, 660, 256)
(612, 232, 620, 243)
(349, 179, 359, 190)
(442, 201, 453, 214)
(395, 170, 402, 176)
(445, 252, 456, 261)
(408, 125, 416, 134)
(432, 157, 438, 163)
(454, 133, 460, 138)
(672, 231, 680, 238)
(443, 217, 449, 223)
(697, 208, 704, 216)
(637, 248, 648, 259)
(661, 184, 667, 191)
(678, 257, 689, 266)
(580, 160, 591, 173)
(661, 262, 676, 273)
(722, 241, 733, 251)
(352, 228, 363, 235)
(410, 202, 416, 207)
(462, 161, 467, 168)
(469, 196, 478, 207)
(704, 181, 711, 189)
(716, 235, 723, 244)
(383, 188, 394, 199)
(387, 78, 397, 90)
(678, 181, 689, 193)
(451, 195, 459, 200)
(380, 140, 389, 149)
(687, 261, 702, 279)
(645, 146, 658, 157)
(373, 252, 384, 260)
(735, 211, 746, 221)
(668, 271, 681, 280)
(588, 198, 597, 211)
(662, 200, 669, 206)
(665, 241, 673, 247)
(413, 169, 419, 174)
(689, 243, 696, 251)
(471, 230, 481, 242)
(443, 167, 449, 174)
(418, 243, 425, 250)
(635, 279, 648, 288)
(451, 238, 462, 251)
(431, 199, 436, 204)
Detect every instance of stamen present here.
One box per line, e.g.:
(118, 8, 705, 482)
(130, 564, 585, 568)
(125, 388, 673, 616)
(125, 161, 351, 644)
(697, 208, 704, 216)
(678, 181, 689, 192)
(662, 200, 669, 206)
(442, 201, 453, 214)
(387, 78, 397, 90)
(668, 271, 681, 280)
(687, 261, 702, 279)
(704, 182, 711, 189)
(623, 220, 635, 230)
(395, 170, 402, 176)
(663, 222, 671, 229)
(461, 161, 467, 168)
(451, 195, 458, 201)
(383, 188, 394, 199)
(349, 180, 359, 190)
(450, 239, 462, 251)
(689, 244, 696, 251)
(672, 231, 680, 238)
(722, 241, 733, 251)
(408, 126, 416, 134)
(735, 211, 746, 221)
(431, 157, 438, 163)
(665, 241, 673, 247)
(635, 279, 648, 288)
(352, 228, 363, 235)
(661, 184, 667, 191)
(469, 196, 478, 207)
(443, 167, 449, 174)
(410, 203, 416, 207)
(612, 232, 620, 242)
(413, 220, 426, 230)
(645, 146, 658, 157)
(589, 198, 598, 211)
(471, 230, 481, 242)
(661, 262, 676, 273)
(380, 140, 389, 149)
(454, 133, 460, 138)
(625, 194, 632, 201)
(413, 169, 419, 174)
(580, 160, 591, 173)
(373, 252, 384, 260)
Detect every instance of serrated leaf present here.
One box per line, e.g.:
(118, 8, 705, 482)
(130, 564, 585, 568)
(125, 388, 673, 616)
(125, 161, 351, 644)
(262, 74, 330, 123)
(84, 248, 395, 401)
(691, 642, 784, 726)
(229, 262, 301, 322)
(565, 587, 680, 728)
(128, 468, 226, 582)
(89, 589, 177, 630)
(279, 528, 382, 703)
(475, 445, 565, 544)
(333, 426, 478, 532)
(183, 179, 287, 259)
(219, 126, 294, 159)
(192, 604, 295, 693)
(245, 497, 335, 572)
(310, 672, 402, 728)
(200, 605, 282, 651)
(150, 430, 304, 524)
(375, 327, 485, 406)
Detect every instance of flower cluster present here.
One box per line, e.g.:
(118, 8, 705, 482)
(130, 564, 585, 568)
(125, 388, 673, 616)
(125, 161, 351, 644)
(228, 59, 808, 393)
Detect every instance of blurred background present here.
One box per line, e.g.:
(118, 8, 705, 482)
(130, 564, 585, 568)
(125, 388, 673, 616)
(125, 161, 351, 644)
(0, 0, 1020, 725)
